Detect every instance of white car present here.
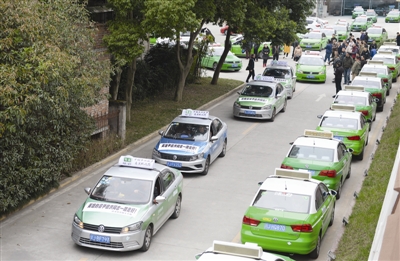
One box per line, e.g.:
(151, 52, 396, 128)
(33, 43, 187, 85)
(306, 17, 324, 31)
(195, 240, 295, 261)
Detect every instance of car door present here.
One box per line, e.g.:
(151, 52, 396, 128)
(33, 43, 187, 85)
(369, 94, 377, 120)
(335, 143, 346, 180)
(231, 37, 243, 56)
(290, 68, 296, 91)
(202, 48, 212, 68)
(210, 119, 223, 162)
(160, 170, 178, 217)
(359, 115, 368, 146)
(152, 176, 168, 232)
(318, 183, 333, 235)
(314, 186, 328, 234)
(339, 143, 351, 177)
(275, 84, 284, 111)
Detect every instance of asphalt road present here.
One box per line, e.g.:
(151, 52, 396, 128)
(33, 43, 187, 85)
(1, 15, 399, 261)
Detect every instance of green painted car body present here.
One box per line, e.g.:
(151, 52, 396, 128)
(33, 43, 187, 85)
(201, 46, 242, 71)
(385, 10, 400, 23)
(372, 53, 400, 82)
(366, 27, 388, 46)
(350, 16, 373, 31)
(299, 31, 328, 51)
(296, 52, 326, 83)
(365, 10, 378, 23)
(332, 24, 350, 42)
(352, 6, 365, 19)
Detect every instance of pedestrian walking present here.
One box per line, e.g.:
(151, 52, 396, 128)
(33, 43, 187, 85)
(324, 40, 333, 64)
(351, 56, 361, 81)
(334, 61, 344, 97)
(253, 42, 260, 62)
(293, 45, 302, 62)
(396, 32, 400, 47)
(246, 54, 255, 83)
(261, 44, 270, 67)
(292, 40, 299, 59)
(283, 44, 290, 58)
(272, 45, 280, 61)
(342, 52, 354, 84)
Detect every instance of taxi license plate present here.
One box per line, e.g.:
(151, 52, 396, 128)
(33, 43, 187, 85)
(244, 110, 256, 115)
(167, 162, 182, 168)
(334, 135, 344, 141)
(264, 223, 285, 232)
(231, 64, 238, 67)
(300, 169, 315, 175)
(306, 45, 312, 48)
(306, 75, 315, 79)
(90, 234, 110, 244)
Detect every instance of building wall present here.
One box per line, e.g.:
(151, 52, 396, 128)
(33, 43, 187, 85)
(328, 0, 399, 15)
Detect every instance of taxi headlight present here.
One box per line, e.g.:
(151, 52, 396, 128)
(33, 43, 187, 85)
(234, 102, 241, 108)
(73, 214, 83, 229)
(121, 221, 143, 233)
(152, 148, 161, 158)
(262, 104, 272, 110)
(190, 153, 204, 161)
(319, 71, 324, 75)
(297, 70, 303, 74)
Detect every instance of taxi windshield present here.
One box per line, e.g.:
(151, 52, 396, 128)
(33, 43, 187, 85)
(379, 47, 399, 54)
(210, 47, 234, 56)
(333, 25, 347, 31)
(299, 56, 324, 66)
(334, 95, 367, 106)
(91, 176, 152, 204)
(320, 117, 358, 129)
(388, 11, 400, 15)
(361, 67, 387, 74)
(354, 17, 367, 22)
(352, 79, 382, 89)
(367, 28, 382, 34)
(289, 145, 334, 162)
(164, 122, 209, 141)
(262, 68, 291, 78)
(366, 11, 375, 15)
(253, 190, 310, 214)
(321, 29, 335, 36)
(241, 85, 273, 97)
(354, 7, 364, 12)
(304, 33, 322, 39)
(372, 57, 395, 64)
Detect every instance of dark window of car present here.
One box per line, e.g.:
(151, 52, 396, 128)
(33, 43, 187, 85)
(161, 171, 175, 190)
(360, 115, 365, 129)
(289, 145, 334, 162)
(315, 187, 324, 209)
(212, 119, 223, 133)
(337, 144, 344, 160)
(340, 144, 348, 156)
(253, 190, 311, 214)
(154, 177, 164, 198)
(319, 183, 330, 201)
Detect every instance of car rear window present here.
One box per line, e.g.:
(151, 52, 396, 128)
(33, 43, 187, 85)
(299, 57, 324, 66)
(379, 47, 399, 54)
(361, 67, 387, 75)
(335, 95, 367, 105)
(355, 17, 367, 22)
(367, 28, 382, 34)
(372, 57, 395, 64)
(253, 190, 311, 214)
(352, 79, 382, 89)
(289, 145, 334, 162)
(320, 117, 359, 130)
(262, 68, 291, 78)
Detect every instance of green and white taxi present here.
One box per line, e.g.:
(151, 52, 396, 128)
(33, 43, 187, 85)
(351, 74, 386, 111)
(316, 104, 370, 160)
(71, 156, 183, 252)
(378, 42, 400, 60)
(280, 130, 352, 199)
(333, 85, 377, 128)
(385, 9, 400, 23)
(229, 34, 268, 58)
(366, 26, 388, 46)
(372, 51, 400, 82)
(299, 31, 328, 51)
(296, 51, 326, 83)
(195, 241, 295, 261)
(365, 9, 378, 23)
(350, 15, 373, 32)
(201, 46, 242, 71)
(241, 168, 337, 259)
(352, 6, 365, 19)
(233, 76, 287, 121)
(332, 24, 350, 42)
(262, 61, 296, 99)
(361, 62, 392, 93)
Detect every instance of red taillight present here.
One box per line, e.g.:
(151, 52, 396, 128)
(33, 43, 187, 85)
(319, 170, 337, 177)
(389, 67, 395, 71)
(382, 78, 388, 82)
(347, 135, 361, 140)
(280, 164, 293, 169)
(291, 224, 313, 232)
(360, 110, 369, 116)
(372, 93, 382, 99)
(243, 216, 260, 226)
(316, 24, 320, 27)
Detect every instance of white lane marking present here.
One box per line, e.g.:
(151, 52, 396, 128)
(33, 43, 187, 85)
(316, 93, 326, 102)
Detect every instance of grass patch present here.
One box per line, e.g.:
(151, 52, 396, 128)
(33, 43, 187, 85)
(335, 94, 400, 260)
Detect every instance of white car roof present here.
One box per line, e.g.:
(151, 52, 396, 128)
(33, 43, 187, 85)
(373, 54, 396, 59)
(260, 176, 319, 195)
(293, 136, 340, 150)
(353, 76, 381, 82)
(322, 109, 362, 120)
(105, 164, 165, 181)
(362, 64, 388, 70)
(379, 45, 399, 50)
(172, 115, 216, 125)
(336, 90, 370, 98)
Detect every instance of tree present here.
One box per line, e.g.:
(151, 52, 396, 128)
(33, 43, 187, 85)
(144, 0, 216, 102)
(103, 0, 147, 121)
(0, 0, 110, 213)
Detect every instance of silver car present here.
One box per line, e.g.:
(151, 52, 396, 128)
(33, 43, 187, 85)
(261, 61, 296, 98)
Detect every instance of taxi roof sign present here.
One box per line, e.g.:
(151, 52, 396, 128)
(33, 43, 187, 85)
(359, 72, 378, 77)
(367, 60, 384, 65)
(254, 75, 275, 82)
(274, 168, 311, 180)
(212, 241, 262, 259)
(181, 109, 209, 118)
(304, 129, 334, 139)
(305, 50, 321, 56)
(118, 156, 155, 169)
(269, 60, 288, 67)
(377, 50, 394, 55)
(383, 42, 397, 46)
(331, 104, 356, 112)
(343, 85, 365, 92)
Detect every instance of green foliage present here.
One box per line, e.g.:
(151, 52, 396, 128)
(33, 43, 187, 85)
(0, 0, 110, 214)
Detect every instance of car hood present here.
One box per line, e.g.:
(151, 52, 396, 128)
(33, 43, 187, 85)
(282, 157, 335, 171)
(297, 65, 324, 71)
(155, 137, 206, 154)
(236, 95, 276, 106)
(352, 22, 367, 25)
(78, 199, 150, 227)
(387, 14, 399, 17)
(301, 39, 322, 44)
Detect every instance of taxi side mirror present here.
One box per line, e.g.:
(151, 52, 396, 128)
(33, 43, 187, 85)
(330, 190, 338, 196)
(258, 181, 264, 186)
(237, 91, 241, 95)
(366, 119, 372, 123)
(210, 136, 218, 142)
(289, 142, 294, 145)
(158, 130, 164, 135)
(84, 187, 91, 195)
(155, 196, 166, 203)
(348, 148, 354, 153)
(317, 115, 323, 119)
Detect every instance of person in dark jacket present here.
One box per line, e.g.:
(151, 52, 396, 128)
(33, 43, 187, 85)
(272, 45, 280, 61)
(360, 55, 367, 68)
(342, 52, 354, 84)
(369, 40, 377, 51)
(324, 40, 333, 64)
(361, 46, 370, 60)
(396, 32, 400, 47)
(261, 44, 270, 67)
(246, 54, 255, 83)
(253, 42, 260, 62)
(334, 62, 344, 97)
(292, 40, 299, 59)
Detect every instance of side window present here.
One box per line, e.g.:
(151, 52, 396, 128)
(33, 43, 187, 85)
(360, 115, 365, 129)
(212, 119, 223, 133)
(368, 94, 373, 105)
(154, 177, 164, 198)
(315, 187, 324, 210)
(337, 144, 343, 160)
(319, 183, 329, 201)
(340, 144, 347, 155)
(162, 171, 175, 190)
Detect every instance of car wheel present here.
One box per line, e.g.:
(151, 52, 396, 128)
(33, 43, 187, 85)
(281, 100, 287, 113)
(357, 147, 364, 161)
(270, 108, 276, 122)
(170, 195, 182, 219)
(394, 76, 397, 82)
(309, 234, 321, 259)
(212, 62, 217, 71)
(387, 87, 390, 96)
(219, 139, 227, 157)
(201, 157, 210, 175)
(328, 205, 335, 227)
(346, 165, 351, 179)
(377, 104, 384, 112)
(336, 179, 342, 200)
(369, 121, 372, 131)
(140, 225, 153, 252)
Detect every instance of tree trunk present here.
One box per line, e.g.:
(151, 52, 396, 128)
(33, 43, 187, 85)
(125, 59, 137, 122)
(211, 27, 233, 85)
(174, 67, 191, 102)
(110, 66, 122, 100)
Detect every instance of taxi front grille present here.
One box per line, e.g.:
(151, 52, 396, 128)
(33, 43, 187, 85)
(239, 113, 262, 117)
(83, 223, 122, 234)
(240, 106, 262, 110)
(160, 153, 191, 161)
(225, 61, 241, 64)
(79, 237, 124, 248)
(303, 72, 319, 75)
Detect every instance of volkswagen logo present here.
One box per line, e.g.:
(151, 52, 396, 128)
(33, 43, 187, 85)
(305, 164, 309, 169)
(173, 155, 178, 160)
(98, 225, 105, 233)
(249, 106, 252, 109)
(273, 217, 279, 222)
